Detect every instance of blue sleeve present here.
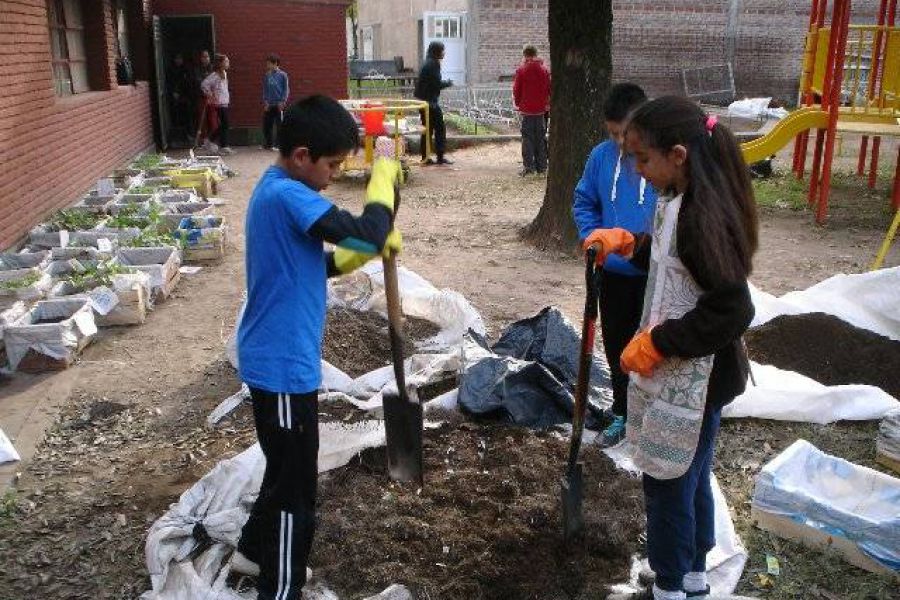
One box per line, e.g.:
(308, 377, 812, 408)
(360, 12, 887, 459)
(280, 183, 334, 233)
(572, 145, 605, 241)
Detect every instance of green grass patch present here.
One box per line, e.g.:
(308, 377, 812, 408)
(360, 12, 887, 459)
(753, 173, 808, 210)
(444, 112, 496, 135)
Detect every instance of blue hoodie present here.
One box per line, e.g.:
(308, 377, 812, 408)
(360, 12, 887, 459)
(573, 140, 658, 276)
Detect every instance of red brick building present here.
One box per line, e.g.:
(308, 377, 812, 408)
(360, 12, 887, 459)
(153, 0, 351, 144)
(0, 0, 351, 249)
(0, 0, 154, 250)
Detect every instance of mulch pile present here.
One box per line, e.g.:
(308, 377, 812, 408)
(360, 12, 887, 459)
(323, 307, 441, 378)
(744, 312, 900, 398)
(314, 415, 644, 600)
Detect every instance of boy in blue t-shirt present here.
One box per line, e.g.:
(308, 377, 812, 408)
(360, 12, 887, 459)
(572, 83, 657, 447)
(234, 95, 402, 599)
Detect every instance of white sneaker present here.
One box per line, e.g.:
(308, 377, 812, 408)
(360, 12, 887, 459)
(220, 146, 235, 155)
(230, 550, 260, 576)
(202, 141, 219, 154)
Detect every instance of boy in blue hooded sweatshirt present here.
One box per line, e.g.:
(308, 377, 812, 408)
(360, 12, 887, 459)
(573, 83, 657, 447)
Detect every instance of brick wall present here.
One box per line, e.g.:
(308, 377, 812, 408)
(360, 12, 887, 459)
(0, 0, 154, 251)
(473, 0, 880, 102)
(153, 0, 351, 130)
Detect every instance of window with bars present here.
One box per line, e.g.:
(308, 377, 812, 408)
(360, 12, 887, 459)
(47, 0, 90, 96)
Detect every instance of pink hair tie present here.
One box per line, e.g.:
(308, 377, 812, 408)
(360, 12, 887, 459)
(705, 115, 718, 133)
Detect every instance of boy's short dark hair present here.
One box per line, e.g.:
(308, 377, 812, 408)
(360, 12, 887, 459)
(267, 54, 280, 65)
(603, 82, 648, 122)
(523, 45, 538, 57)
(279, 95, 359, 161)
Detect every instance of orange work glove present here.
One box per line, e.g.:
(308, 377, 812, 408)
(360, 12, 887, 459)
(582, 228, 636, 265)
(620, 329, 665, 377)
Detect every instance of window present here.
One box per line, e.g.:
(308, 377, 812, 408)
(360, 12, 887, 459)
(47, 0, 89, 96)
(428, 16, 463, 40)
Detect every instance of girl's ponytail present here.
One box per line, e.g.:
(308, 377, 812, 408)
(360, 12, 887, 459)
(627, 97, 758, 287)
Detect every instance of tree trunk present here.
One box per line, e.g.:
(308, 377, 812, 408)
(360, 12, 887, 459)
(521, 0, 613, 252)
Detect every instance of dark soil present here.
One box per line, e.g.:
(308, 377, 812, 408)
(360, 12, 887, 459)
(34, 316, 69, 324)
(323, 307, 441, 378)
(314, 418, 644, 600)
(745, 312, 900, 398)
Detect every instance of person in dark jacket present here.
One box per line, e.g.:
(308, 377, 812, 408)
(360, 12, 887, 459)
(513, 45, 551, 175)
(415, 41, 453, 165)
(600, 96, 757, 600)
(167, 53, 194, 144)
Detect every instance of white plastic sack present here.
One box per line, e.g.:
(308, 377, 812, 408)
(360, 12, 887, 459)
(750, 268, 900, 341)
(336, 263, 487, 349)
(727, 97, 789, 121)
(724, 362, 900, 423)
(0, 427, 20, 464)
(752, 439, 900, 572)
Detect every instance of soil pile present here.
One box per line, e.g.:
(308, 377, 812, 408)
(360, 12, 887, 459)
(314, 416, 644, 599)
(323, 308, 441, 378)
(745, 312, 900, 398)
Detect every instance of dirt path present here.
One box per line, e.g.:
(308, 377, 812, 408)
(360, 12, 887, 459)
(0, 142, 897, 599)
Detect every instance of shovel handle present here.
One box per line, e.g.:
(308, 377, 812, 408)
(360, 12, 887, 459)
(567, 247, 599, 470)
(383, 185, 407, 400)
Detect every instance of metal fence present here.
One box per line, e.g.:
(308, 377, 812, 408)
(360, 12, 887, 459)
(682, 63, 736, 104)
(349, 81, 520, 130)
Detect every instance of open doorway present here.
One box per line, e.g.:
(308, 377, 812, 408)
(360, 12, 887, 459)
(152, 15, 215, 149)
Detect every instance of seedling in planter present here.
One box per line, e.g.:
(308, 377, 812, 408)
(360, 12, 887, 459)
(63, 261, 135, 292)
(47, 210, 104, 232)
(0, 272, 42, 291)
(127, 185, 157, 195)
(130, 154, 165, 169)
(125, 230, 184, 249)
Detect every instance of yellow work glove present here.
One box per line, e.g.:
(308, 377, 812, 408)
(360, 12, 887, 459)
(332, 229, 403, 275)
(365, 158, 402, 213)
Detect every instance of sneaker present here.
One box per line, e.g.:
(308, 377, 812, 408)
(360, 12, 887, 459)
(423, 158, 436, 166)
(597, 415, 626, 448)
(202, 140, 219, 154)
(607, 588, 654, 600)
(436, 157, 454, 165)
(519, 169, 535, 177)
(270, 146, 280, 152)
(685, 585, 710, 598)
(230, 550, 260, 576)
(219, 146, 236, 155)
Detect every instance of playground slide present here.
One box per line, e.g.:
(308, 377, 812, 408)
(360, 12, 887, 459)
(741, 107, 829, 164)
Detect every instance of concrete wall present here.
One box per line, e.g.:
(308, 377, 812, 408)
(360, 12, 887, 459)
(0, 0, 154, 250)
(357, 0, 468, 70)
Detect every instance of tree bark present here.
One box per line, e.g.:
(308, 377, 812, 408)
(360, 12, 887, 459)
(521, 0, 613, 252)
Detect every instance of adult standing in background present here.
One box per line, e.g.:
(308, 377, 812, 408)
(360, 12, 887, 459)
(193, 50, 215, 149)
(415, 41, 453, 165)
(201, 54, 234, 155)
(262, 54, 290, 151)
(513, 45, 551, 176)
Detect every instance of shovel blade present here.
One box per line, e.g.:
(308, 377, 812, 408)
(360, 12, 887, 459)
(560, 463, 584, 541)
(383, 390, 423, 484)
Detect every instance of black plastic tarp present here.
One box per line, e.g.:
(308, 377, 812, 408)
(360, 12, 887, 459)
(458, 307, 612, 429)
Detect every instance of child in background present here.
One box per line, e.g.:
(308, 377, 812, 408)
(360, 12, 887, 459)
(262, 54, 290, 151)
(604, 96, 757, 600)
(233, 95, 402, 600)
(573, 83, 657, 447)
(201, 54, 234, 155)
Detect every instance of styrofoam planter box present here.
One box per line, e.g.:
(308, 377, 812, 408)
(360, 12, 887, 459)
(116, 247, 181, 300)
(142, 176, 173, 189)
(56, 272, 152, 327)
(0, 269, 52, 302)
(73, 190, 124, 214)
(51, 244, 117, 262)
(160, 202, 214, 232)
(93, 225, 142, 243)
(4, 298, 97, 372)
(118, 190, 159, 206)
(0, 251, 50, 273)
(158, 189, 199, 204)
(0, 301, 29, 368)
(175, 216, 226, 262)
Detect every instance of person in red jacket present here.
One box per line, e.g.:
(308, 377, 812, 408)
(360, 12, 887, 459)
(513, 45, 551, 176)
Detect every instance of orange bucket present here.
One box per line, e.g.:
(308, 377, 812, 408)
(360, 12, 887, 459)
(361, 102, 387, 136)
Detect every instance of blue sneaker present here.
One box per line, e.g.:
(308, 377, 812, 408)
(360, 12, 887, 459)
(598, 415, 626, 448)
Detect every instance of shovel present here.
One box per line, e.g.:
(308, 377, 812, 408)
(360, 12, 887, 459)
(381, 185, 424, 484)
(561, 245, 599, 540)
